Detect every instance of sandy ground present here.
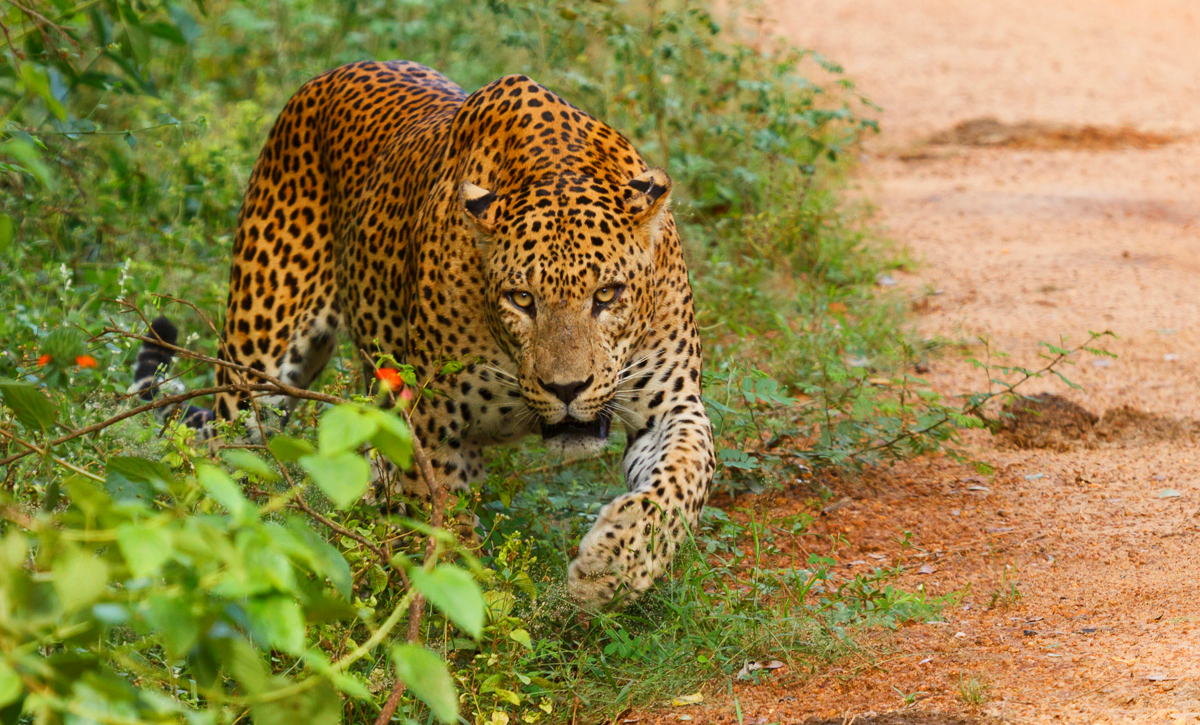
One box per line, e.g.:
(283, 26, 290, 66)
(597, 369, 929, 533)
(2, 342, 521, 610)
(649, 2, 1200, 723)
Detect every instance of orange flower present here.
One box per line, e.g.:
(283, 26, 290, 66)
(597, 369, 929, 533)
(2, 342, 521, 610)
(37, 354, 51, 366)
(375, 367, 402, 389)
(75, 355, 98, 369)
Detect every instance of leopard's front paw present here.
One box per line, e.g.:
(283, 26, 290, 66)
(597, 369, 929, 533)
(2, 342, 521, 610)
(567, 547, 623, 610)
(567, 492, 664, 610)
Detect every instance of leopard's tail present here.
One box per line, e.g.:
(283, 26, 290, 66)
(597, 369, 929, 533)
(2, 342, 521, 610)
(129, 316, 215, 430)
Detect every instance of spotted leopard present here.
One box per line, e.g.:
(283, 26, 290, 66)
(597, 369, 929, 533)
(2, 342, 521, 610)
(135, 60, 716, 608)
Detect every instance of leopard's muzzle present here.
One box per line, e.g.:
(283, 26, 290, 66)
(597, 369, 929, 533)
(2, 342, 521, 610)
(541, 408, 612, 442)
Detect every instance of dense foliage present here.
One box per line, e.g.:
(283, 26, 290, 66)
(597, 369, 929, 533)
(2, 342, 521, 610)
(0, 1, 1026, 722)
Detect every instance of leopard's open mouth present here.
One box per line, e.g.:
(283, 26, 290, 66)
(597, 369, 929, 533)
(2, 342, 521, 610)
(542, 409, 612, 441)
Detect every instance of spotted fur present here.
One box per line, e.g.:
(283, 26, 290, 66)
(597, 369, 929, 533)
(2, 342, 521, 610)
(169, 61, 715, 607)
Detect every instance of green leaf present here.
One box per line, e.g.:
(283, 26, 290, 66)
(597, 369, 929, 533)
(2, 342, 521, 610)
(269, 435, 315, 462)
(491, 687, 521, 706)
(0, 139, 57, 190)
(283, 517, 352, 599)
(92, 603, 130, 625)
(119, 5, 151, 66)
(718, 448, 759, 470)
(368, 410, 413, 469)
(144, 20, 186, 45)
(392, 644, 458, 723)
(331, 672, 373, 701)
(301, 651, 373, 701)
(0, 659, 24, 708)
(108, 455, 175, 487)
(66, 476, 112, 517)
(145, 595, 199, 659)
(299, 453, 369, 509)
(104, 471, 154, 507)
(196, 464, 256, 521)
(398, 366, 418, 387)
(250, 679, 340, 725)
(223, 449, 278, 480)
(301, 592, 358, 624)
(213, 637, 268, 693)
(117, 524, 173, 578)
(18, 64, 65, 120)
(318, 405, 379, 455)
(410, 565, 484, 639)
(0, 214, 12, 254)
(508, 628, 532, 649)
(368, 564, 387, 595)
(54, 549, 109, 611)
(0, 380, 58, 432)
(167, 4, 202, 41)
(244, 595, 305, 655)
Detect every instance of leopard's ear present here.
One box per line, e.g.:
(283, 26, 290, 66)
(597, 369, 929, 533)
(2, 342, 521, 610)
(623, 168, 672, 228)
(460, 181, 499, 239)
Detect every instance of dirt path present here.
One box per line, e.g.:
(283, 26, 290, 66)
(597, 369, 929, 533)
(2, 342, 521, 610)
(657, 2, 1200, 723)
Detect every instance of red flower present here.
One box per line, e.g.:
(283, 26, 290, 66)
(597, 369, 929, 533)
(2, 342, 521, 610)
(37, 354, 51, 366)
(375, 367, 402, 389)
(75, 355, 98, 369)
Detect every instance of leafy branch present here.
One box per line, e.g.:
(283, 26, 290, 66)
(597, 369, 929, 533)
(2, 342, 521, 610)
(0, 310, 475, 723)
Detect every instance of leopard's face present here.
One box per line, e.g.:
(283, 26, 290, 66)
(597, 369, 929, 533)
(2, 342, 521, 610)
(461, 169, 672, 458)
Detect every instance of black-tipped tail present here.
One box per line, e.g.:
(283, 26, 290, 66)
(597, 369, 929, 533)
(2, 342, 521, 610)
(129, 316, 215, 431)
(131, 317, 179, 401)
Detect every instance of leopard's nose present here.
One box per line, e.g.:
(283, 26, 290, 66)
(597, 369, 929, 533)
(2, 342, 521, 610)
(539, 374, 594, 404)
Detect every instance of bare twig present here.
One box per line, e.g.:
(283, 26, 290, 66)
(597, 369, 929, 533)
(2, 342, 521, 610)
(98, 326, 345, 405)
(0, 426, 103, 482)
(373, 672, 409, 725)
(0, 1, 101, 55)
(0, 15, 20, 67)
(13, 121, 200, 138)
(287, 492, 414, 591)
(0, 381, 344, 469)
(7, 0, 81, 56)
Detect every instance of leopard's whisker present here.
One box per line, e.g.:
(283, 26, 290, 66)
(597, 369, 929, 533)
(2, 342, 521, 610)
(514, 405, 539, 426)
(615, 371, 656, 392)
(480, 363, 520, 383)
(617, 351, 657, 378)
(603, 403, 636, 431)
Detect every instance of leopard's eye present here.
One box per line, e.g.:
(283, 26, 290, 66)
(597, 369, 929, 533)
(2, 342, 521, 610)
(593, 284, 624, 308)
(507, 290, 535, 312)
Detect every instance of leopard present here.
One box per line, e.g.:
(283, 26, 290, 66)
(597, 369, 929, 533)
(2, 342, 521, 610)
(133, 60, 716, 609)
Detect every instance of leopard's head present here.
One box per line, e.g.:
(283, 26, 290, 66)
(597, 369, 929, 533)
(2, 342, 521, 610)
(461, 168, 672, 458)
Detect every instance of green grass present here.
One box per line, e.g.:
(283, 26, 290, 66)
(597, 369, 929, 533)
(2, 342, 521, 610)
(957, 673, 991, 707)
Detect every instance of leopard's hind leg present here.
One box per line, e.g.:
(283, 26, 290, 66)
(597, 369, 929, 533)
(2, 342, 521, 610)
(214, 75, 342, 432)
